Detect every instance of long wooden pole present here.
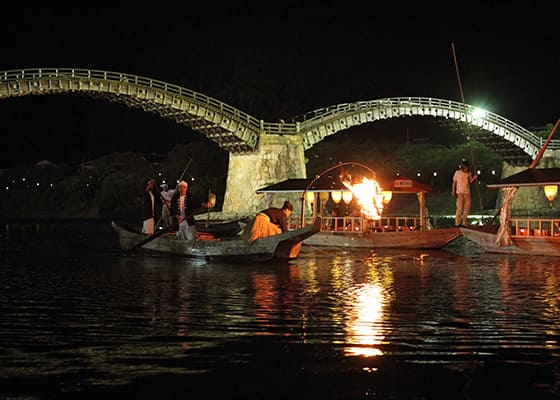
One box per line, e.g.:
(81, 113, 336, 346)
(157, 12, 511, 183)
(529, 118, 560, 169)
(451, 42, 484, 216)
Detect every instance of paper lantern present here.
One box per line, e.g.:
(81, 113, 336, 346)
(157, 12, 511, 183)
(342, 191, 353, 204)
(382, 190, 393, 205)
(305, 191, 315, 207)
(543, 185, 558, 202)
(331, 191, 342, 204)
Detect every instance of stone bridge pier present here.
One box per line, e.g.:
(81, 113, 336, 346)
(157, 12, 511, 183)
(221, 133, 306, 217)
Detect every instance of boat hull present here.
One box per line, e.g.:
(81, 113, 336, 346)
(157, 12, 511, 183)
(304, 227, 461, 249)
(461, 226, 560, 256)
(112, 219, 320, 262)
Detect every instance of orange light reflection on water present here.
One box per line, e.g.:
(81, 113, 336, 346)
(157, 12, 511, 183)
(344, 283, 385, 357)
(343, 256, 393, 358)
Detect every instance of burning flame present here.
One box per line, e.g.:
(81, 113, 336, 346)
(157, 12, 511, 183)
(342, 177, 384, 219)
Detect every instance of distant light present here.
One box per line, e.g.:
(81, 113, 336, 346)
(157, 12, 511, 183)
(433, 171, 438, 177)
(491, 170, 496, 175)
(417, 172, 421, 177)
(36, 182, 40, 186)
(472, 107, 488, 119)
(477, 170, 481, 175)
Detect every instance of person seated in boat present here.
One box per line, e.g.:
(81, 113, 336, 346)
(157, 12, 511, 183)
(451, 159, 478, 227)
(242, 200, 294, 243)
(142, 178, 161, 235)
(170, 180, 211, 240)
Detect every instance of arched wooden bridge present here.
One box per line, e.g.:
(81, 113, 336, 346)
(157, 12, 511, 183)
(1, 68, 557, 165)
(1, 68, 558, 213)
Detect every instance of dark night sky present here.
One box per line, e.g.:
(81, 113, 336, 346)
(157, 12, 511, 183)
(0, 1, 558, 168)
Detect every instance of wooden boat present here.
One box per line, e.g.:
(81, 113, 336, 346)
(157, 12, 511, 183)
(460, 167, 560, 256)
(111, 217, 321, 262)
(256, 172, 462, 250)
(305, 216, 461, 249)
(460, 119, 560, 257)
(460, 221, 560, 256)
(196, 219, 247, 237)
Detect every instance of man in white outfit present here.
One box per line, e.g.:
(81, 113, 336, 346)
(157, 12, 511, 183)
(451, 159, 478, 227)
(170, 180, 211, 240)
(160, 183, 176, 229)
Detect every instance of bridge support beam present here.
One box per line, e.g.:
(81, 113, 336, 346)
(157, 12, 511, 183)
(221, 134, 306, 216)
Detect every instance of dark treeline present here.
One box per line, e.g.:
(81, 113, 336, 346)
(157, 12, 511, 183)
(0, 118, 506, 221)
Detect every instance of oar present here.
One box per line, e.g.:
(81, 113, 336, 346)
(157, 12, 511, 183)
(126, 209, 210, 252)
(125, 226, 174, 252)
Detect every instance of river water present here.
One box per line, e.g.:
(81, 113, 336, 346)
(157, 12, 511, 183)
(1, 221, 559, 399)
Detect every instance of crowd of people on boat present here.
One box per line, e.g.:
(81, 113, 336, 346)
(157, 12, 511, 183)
(142, 177, 294, 242)
(142, 178, 211, 238)
(140, 157, 478, 242)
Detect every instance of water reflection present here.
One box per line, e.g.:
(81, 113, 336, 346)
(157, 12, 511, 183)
(2, 222, 560, 399)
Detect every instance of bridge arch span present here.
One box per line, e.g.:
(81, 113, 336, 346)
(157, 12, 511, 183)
(0, 68, 266, 153)
(293, 97, 557, 165)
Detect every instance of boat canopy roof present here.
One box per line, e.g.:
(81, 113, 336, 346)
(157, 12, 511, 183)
(487, 168, 560, 188)
(256, 175, 436, 194)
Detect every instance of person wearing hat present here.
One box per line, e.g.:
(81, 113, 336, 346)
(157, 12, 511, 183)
(242, 200, 294, 242)
(169, 180, 211, 240)
(159, 183, 176, 229)
(451, 159, 478, 227)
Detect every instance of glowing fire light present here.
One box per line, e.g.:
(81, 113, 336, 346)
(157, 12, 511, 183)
(342, 177, 384, 219)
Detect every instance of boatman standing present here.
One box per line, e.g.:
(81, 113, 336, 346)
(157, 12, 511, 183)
(142, 178, 161, 235)
(451, 159, 478, 227)
(170, 180, 211, 240)
(160, 183, 176, 229)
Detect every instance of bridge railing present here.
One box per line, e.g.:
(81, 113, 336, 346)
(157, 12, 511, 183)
(0, 67, 265, 132)
(294, 97, 559, 151)
(2, 70, 558, 149)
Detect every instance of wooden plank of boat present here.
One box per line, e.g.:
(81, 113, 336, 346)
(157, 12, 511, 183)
(304, 227, 462, 249)
(111, 217, 321, 262)
(460, 225, 560, 257)
(196, 219, 247, 237)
